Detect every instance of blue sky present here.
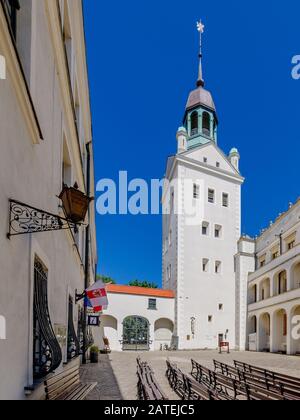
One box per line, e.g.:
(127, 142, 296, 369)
(83, 0, 300, 286)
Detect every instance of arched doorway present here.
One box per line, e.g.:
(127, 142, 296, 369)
(258, 313, 270, 352)
(99, 315, 118, 351)
(154, 318, 174, 350)
(248, 315, 257, 351)
(122, 316, 150, 351)
(273, 309, 287, 354)
(291, 306, 300, 355)
(259, 278, 270, 301)
(273, 271, 287, 296)
(291, 262, 300, 290)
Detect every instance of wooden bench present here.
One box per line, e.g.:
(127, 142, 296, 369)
(234, 360, 300, 395)
(44, 364, 97, 400)
(137, 358, 168, 401)
(191, 359, 246, 400)
(214, 360, 297, 400)
(166, 360, 221, 401)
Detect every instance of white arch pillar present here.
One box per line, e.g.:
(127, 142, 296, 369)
(149, 323, 155, 351)
(270, 312, 276, 353)
(286, 311, 292, 355)
(287, 268, 293, 292)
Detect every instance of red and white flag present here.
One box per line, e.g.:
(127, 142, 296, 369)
(86, 280, 108, 313)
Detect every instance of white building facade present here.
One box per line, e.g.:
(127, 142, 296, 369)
(98, 285, 175, 352)
(238, 201, 300, 355)
(0, 0, 97, 400)
(162, 49, 244, 350)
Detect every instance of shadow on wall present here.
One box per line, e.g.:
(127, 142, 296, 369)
(81, 355, 123, 400)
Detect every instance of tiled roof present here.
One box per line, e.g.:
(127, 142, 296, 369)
(106, 284, 175, 299)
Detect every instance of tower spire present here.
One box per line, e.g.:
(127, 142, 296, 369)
(197, 20, 205, 87)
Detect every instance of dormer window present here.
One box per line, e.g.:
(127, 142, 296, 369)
(191, 111, 198, 136)
(202, 112, 211, 137)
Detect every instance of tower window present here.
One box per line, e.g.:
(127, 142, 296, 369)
(202, 112, 211, 137)
(202, 259, 209, 272)
(215, 225, 222, 238)
(208, 189, 215, 204)
(202, 222, 209, 236)
(191, 111, 199, 136)
(215, 261, 222, 274)
(193, 184, 200, 199)
(222, 193, 229, 207)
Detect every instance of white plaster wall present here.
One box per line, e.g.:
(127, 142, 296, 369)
(0, 0, 95, 400)
(163, 143, 243, 350)
(95, 293, 175, 352)
(235, 239, 255, 350)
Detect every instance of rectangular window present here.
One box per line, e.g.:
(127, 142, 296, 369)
(193, 184, 200, 199)
(203, 157, 208, 163)
(148, 299, 157, 310)
(202, 222, 209, 236)
(218, 304, 223, 311)
(216, 162, 220, 168)
(208, 316, 213, 323)
(202, 259, 209, 272)
(272, 251, 279, 260)
(222, 193, 229, 207)
(215, 261, 222, 274)
(208, 189, 215, 204)
(215, 225, 222, 239)
(288, 240, 296, 250)
(259, 254, 266, 268)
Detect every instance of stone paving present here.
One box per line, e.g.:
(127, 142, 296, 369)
(80, 350, 300, 400)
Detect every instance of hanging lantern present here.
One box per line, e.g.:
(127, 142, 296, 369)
(59, 183, 93, 224)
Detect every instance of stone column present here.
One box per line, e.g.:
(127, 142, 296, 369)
(210, 114, 214, 138)
(198, 110, 203, 134)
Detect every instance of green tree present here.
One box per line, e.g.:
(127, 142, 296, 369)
(97, 275, 116, 285)
(128, 280, 158, 289)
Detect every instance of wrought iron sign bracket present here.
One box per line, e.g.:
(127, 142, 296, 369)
(75, 290, 86, 304)
(7, 199, 78, 239)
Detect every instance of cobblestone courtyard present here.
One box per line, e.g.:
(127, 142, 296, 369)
(80, 351, 300, 400)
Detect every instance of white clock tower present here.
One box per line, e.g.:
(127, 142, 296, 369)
(162, 22, 244, 350)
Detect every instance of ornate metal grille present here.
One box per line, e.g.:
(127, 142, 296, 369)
(122, 316, 150, 351)
(1, 0, 20, 40)
(77, 307, 84, 354)
(67, 297, 80, 360)
(33, 260, 62, 380)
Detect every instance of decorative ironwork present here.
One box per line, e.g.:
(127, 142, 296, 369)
(67, 297, 80, 360)
(77, 307, 85, 354)
(7, 199, 77, 239)
(122, 316, 150, 351)
(33, 260, 62, 380)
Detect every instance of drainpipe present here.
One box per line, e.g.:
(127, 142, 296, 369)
(82, 141, 92, 365)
